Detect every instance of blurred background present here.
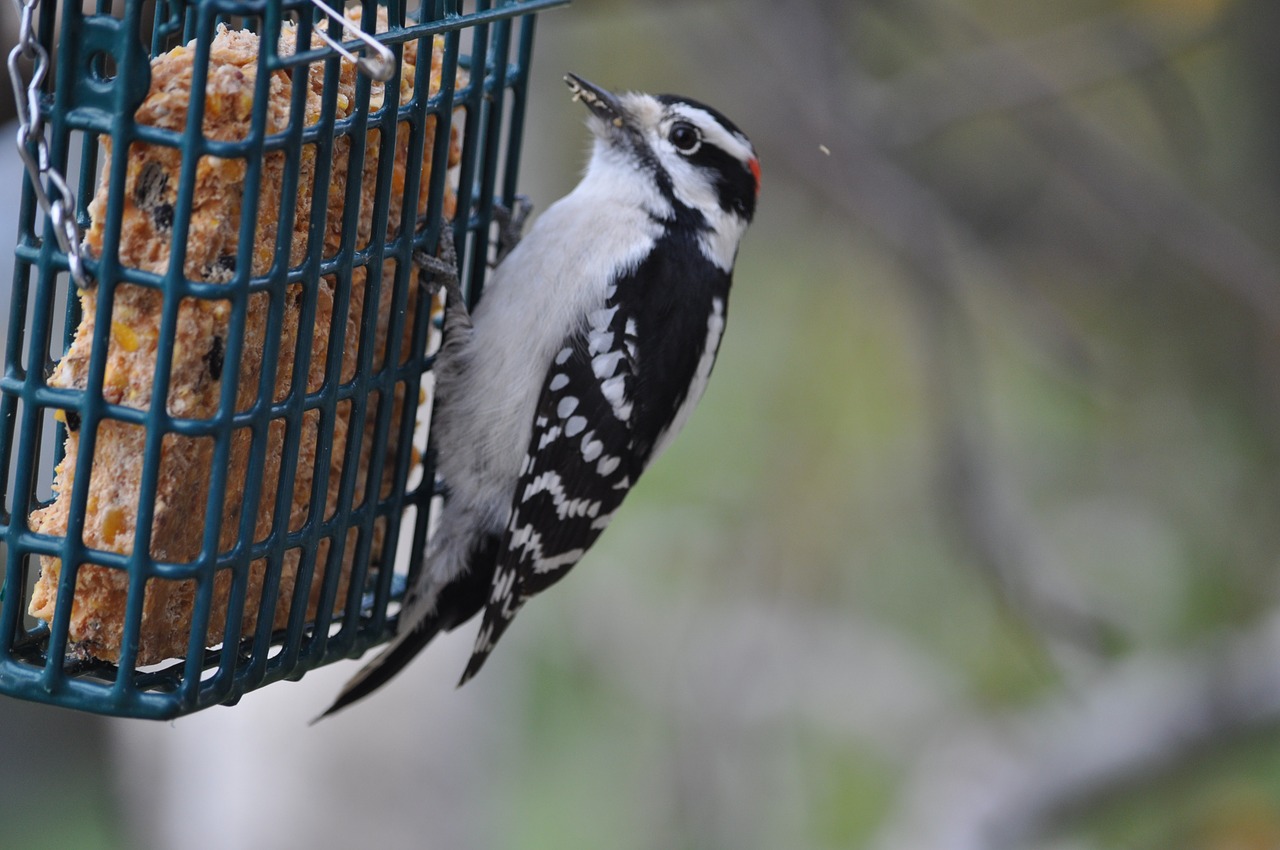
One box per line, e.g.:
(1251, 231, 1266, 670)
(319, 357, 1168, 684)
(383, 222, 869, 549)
(5, 0, 1280, 847)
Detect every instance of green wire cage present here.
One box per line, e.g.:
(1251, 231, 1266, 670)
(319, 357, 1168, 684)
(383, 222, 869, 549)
(0, 0, 564, 718)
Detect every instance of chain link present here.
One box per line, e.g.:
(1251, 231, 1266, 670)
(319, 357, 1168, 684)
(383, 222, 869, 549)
(8, 0, 90, 288)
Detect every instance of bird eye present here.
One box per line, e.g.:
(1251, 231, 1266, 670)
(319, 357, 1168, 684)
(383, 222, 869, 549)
(669, 122, 700, 152)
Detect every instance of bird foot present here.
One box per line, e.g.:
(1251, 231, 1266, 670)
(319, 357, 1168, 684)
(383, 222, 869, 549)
(491, 195, 534, 266)
(414, 225, 463, 302)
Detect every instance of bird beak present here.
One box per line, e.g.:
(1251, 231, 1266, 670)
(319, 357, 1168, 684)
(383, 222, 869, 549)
(564, 73, 626, 129)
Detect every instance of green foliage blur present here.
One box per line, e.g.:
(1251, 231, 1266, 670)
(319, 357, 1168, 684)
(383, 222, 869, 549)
(500, 0, 1280, 845)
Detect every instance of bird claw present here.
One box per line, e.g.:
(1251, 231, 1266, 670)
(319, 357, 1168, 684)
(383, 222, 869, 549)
(491, 195, 534, 266)
(414, 225, 461, 300)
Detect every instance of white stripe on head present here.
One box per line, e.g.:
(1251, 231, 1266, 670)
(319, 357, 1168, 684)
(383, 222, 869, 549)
(666, 102, 756, 166)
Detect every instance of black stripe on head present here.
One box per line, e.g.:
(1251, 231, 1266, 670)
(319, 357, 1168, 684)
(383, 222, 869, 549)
(656, 94, 757, 221)
(656, 94, 750, 141)
(693, 143, 757, 221)
(631, 148, 708, 234)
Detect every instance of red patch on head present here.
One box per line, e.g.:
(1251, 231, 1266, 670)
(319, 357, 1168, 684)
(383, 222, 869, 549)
(748, 157, 762, 194)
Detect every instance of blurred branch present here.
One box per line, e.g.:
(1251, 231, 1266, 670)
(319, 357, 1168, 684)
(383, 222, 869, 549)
(712, 0, 1117, 658)
(562, 580, 969, 848)
(701, 0, 1280, 664)
(869, 609, 1280, 850)
(1018, 107, 1280, 328)
(868, 4, 1213, 152)
(875, 0, 1280, 329)
(564, 574, 968, 756)
(556, 574, 1280, 850)
(721, 1, 1093, 372)
(907, 265, 1119, 664)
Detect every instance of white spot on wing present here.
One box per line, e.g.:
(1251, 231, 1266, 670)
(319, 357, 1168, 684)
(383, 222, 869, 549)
(557, 396, 579, 418)
(565, 415, 587, 437)
(510, 523, 534, 548)
(589, 306, 618, 330)
(623, 317, 638, 361)
(549, 373, 569, 391)
(538, 425, 561, 449)
(491, 566, 516, 602)
(588, 329, 613, 355)
(535, 548, 586, 574)
(474, 622, 494, 652)
(600, 374, 626, 410)
(592, 350, 624, 380)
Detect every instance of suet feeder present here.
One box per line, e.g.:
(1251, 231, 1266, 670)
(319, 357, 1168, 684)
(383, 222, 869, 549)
(0, 0, 563, 718)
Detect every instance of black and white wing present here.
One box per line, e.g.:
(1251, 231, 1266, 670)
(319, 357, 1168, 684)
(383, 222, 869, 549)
(458, 302, 640, 683)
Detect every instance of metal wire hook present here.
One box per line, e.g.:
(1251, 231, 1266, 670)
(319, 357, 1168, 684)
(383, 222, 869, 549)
(307, 0, 396, 82)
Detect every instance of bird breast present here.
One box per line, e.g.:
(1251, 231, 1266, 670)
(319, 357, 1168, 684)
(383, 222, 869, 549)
(431, 181, 663, 525)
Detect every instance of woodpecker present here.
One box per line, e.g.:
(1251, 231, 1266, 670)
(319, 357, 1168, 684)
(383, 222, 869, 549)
(322, 74, 759, 716)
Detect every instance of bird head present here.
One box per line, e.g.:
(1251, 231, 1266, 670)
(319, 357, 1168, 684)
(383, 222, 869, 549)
(564, 74, 760, 232)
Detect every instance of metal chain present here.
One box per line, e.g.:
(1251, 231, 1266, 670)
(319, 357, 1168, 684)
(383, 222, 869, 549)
(8, 0, 90, 288)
